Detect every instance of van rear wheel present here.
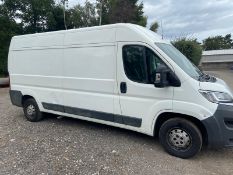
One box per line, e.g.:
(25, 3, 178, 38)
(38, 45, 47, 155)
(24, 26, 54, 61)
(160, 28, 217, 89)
(159, 118, 202, 159)
(23, 98, 43, 122)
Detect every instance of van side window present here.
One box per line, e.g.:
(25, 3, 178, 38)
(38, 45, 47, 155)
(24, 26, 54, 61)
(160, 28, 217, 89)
(146, 48, 164, 83)
(123, 45, 147, 83)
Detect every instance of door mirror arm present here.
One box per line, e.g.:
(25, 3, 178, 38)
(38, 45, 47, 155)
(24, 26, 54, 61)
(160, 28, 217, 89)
(167, 71, 181, 87)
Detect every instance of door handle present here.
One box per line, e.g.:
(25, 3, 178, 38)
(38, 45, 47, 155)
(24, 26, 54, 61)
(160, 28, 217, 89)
(120, 82, 127, 93)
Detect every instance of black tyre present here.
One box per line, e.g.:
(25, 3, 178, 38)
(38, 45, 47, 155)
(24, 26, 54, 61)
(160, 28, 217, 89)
(159, 118, 202, 159)
(23, 98, 43, 122)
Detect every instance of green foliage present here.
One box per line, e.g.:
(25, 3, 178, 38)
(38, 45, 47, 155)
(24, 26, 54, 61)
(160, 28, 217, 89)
(96, 0, 147, 26)
(203, 34, 233, 50)
(172, 38, 202, 66)
(96, 0, 111, 25)
(2, 0, 55, 33)
(47, 5, 66, 31)
(0, 4, 23, 76)
(0, 22, 21, 76)
(67, 1, 98, 28)
(150, 21, 159, 32)
(132, 1, 147, 27)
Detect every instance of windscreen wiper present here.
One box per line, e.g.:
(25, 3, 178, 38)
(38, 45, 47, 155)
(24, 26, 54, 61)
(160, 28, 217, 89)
(198, 73, 216, 82)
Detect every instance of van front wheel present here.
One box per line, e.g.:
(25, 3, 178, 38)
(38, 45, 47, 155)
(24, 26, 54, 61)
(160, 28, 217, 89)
(159, 118, 202, 159)
(23, 98, 43, 122)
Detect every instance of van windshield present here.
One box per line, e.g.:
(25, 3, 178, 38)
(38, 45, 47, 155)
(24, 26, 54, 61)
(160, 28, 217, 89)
(155, 43, 203, 80)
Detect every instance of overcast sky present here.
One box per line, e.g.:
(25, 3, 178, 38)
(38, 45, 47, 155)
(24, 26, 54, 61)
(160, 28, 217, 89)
(67, 0, 233, 41)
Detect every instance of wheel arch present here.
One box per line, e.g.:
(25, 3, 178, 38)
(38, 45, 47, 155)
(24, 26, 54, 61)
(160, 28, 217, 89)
(22, 95, 35, 105)
(153, 112, 208, 145)
(20, 90, 42, 110)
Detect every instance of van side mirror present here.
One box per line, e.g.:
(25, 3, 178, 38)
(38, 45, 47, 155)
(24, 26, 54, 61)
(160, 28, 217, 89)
(154, 64, 181, 88)
(154, 64, 170, 88)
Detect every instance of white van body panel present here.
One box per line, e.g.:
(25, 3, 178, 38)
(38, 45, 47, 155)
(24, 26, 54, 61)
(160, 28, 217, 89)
(200, 78, 233, 98)
(8, 23, 220, 136)
(173, 78, 218, 120)
(9, 32, 64, 110)
(62, 44, 116, 114)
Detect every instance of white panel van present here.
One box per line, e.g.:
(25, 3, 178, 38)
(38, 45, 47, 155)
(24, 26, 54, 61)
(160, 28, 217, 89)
(8, 23, 233, 158)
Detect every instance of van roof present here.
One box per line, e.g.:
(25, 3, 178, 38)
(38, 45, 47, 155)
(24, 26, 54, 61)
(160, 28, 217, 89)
(11, 23, 169, 50)
(13, 23, 160, 37)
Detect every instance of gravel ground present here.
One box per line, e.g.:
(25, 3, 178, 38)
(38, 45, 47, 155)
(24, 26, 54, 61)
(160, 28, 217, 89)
(1, 70, 233, 175)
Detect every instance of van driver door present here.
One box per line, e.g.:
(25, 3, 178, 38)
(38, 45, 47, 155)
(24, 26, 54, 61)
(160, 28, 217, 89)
(116, 42, 174, 134)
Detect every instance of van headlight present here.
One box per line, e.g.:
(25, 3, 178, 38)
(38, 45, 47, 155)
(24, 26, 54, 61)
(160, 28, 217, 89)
(199, 90, 233, 103)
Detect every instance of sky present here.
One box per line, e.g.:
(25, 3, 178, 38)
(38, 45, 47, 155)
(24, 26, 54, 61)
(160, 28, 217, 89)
(67, 0, 233, 42)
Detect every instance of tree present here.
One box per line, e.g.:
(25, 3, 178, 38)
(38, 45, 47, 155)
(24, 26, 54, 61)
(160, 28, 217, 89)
(47, 4, 66, 31)
(150, 21, 159, 32)
(0, 6, 22, 76)
(135, 2, 147, 27)
(96, 0, 111, 25)
(0, 0, 21, 20)
(21, 0, 56, 33)
(172, 38, 202, 66)
(96, 0, 147, 26)
(224, 34, 233, 48)
(2, 0, 56, 33)
(67, 1, 98, 29)
(202, 34, 233, 50)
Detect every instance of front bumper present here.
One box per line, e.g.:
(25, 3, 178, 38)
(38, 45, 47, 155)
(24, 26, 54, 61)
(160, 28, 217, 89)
(202, 104, 233, 148)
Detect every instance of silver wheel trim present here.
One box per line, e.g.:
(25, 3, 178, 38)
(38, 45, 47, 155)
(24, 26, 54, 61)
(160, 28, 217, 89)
(168, 128, 191, 150)
(26, 104, 36, 116)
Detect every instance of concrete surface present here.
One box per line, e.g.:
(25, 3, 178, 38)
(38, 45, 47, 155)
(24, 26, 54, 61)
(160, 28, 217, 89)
(201, 62, 233, 70)
(201, 49, 233, 70)
(205, 70, 233, 89)
(1, 70, 233, 175)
